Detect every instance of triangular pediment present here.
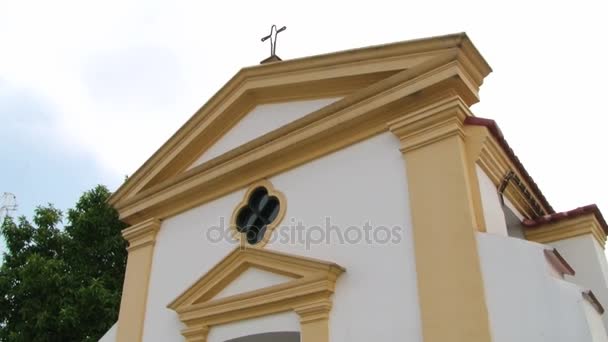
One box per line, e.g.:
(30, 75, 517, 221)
(186, 97, 342, 170)
(109, 33, 492, 224)
(110, 34, 490, 218)
(212, 267, 295, 300)
(167, 247, 345, 311)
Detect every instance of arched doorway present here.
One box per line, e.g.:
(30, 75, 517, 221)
(225, 331, 300, 342)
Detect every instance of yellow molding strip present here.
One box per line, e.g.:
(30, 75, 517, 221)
(464, 124, 551, 219)
(121, 218, 161, 251)
(167, 247, 344, 342)
(116, 55, 484, 224)
(525, 214, 607, 248)
(109, 33, 491, 210)
(116, 218, 161, 342)
(390, 94, 493, 342)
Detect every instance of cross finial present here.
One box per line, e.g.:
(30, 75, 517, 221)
(261, 25, 286, 63)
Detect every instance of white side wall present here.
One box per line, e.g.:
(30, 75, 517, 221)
(142, 188, 243, 341)
(266, 133, 420, 342)
(189, 98, 341, 168)
(550, 234, 608, 330)
(477, 232, 607, 342)
(213, 268, 293, 300)
(476, 165, 508, 236)
(584, 299, 608, 342)
(143, 133, 421, 342)
(98, 323, 116, 342)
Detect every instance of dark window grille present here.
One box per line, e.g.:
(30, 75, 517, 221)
(235, 187, 280, 245)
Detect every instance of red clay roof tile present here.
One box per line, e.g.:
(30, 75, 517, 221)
(464, 116, 554, 214)
(522, 204, 608, 235)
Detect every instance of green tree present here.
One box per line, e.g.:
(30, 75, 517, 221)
(0, 185, 127, 342)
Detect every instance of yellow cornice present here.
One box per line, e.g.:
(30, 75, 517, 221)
(242, 32, 490, 80)
(115, 53, 484, 224)
(525, 213, 607, 248)
(121, 218, 160, 252)
(167, 247, 344, 342)
(109, 33, 492, 222)
(464, 125, 550, 219)
(388, 94, 470, 152)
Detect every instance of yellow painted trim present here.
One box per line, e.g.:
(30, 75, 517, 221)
(109, 34, 494, 342)
(229, 179, 287, 248)
(116, 218, 161, 342)
(109, 33, 491, 222)
(525, 214, 607, 248)
(167, 247, 344, 342)
(389, 95, 493, 342)
(115, 53, 487, 225)
(464, 125, 550, 219)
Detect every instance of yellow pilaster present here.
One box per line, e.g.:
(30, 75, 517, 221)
(295, 299, 332, 342)
(116, 218, 161, 342)
(389, 95, 493, 342)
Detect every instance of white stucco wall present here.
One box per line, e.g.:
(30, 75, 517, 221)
(142, 187, 242, 341)
(584, 298, 608, 342)
(142, 132, 421, 342)
(213, 268, 293, 300)
(477, 232, 608, 342)
(189, 98, 341, 169)
(265, 133, 420, 341)
(549, 234, 608, 330)
(98, 323, 116, 342)
(476, 165, 508, 236)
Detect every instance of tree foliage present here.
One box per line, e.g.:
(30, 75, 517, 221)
(0, 185, 127, 342)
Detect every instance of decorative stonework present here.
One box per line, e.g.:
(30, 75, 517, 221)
(525, 214, 606, 248)
(111, 34, 493, 342)
(464, 119, 553, 220)
(167, 247, 344, 342)
(116, 218, 161, 342)
(388, 93, 469, 152)
(108, 34, 490, 225)
(389, 91, 494, 342)
(294, 298, 333, 323)
(230, 180, 286, 248)
(121, 218, 161, 252)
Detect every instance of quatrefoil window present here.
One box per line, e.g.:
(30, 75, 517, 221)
(234, 185, 282, 245)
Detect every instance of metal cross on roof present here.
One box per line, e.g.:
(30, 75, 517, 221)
(261, 25, 286, 58)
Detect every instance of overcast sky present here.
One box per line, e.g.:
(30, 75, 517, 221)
(0, 0, 606, 255)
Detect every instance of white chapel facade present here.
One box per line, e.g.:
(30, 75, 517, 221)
(99, 33, 608, 342)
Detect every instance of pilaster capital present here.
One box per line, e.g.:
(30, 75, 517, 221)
(294, 298, 333, 324)
(182, 325, 210, 342)
(122, 218, 161, 252)
(388, 95, 471, 153)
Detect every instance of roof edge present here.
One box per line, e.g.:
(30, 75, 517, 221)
(523, 204, 608, 235)
(464, 116, 554, 214)
(242, 32, 491, 76)
(109, 32, 492, 207)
